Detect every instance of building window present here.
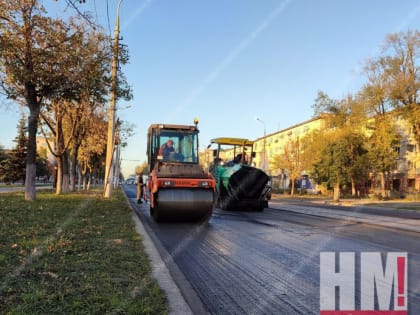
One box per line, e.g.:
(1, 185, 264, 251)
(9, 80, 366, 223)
(407, 144, 415, 152)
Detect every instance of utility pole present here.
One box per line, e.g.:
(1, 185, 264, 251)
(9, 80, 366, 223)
(113, 119, 121, 189)
(104, 0, 123, 198)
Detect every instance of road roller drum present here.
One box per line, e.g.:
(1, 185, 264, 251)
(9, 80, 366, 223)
(150, 188, 214, 222)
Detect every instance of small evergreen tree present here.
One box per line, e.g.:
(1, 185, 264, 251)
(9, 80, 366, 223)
(0, 145, 8, 161)
(0, 145, 10, 183)
(36, 146, 50, 181)
(0, 115, 27, 183)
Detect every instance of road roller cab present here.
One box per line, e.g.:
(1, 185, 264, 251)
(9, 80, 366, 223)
(209, 137, 271, 211)
(146, 120, 215, 222)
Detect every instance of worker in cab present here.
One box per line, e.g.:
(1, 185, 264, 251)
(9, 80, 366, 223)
(159, 139, 175, 160)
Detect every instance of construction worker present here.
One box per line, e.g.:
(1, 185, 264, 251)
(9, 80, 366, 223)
(137, 173, 144, 204)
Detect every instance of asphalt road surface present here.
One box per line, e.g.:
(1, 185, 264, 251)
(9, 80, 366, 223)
(123, 185, 420, 314)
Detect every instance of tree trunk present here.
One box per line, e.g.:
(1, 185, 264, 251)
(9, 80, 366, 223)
(87, 173, 91, 191)
(351, 178, 356, 196)
(80, 161, 87, 190)
(70, 152, 77, 192)
(55, 156, 63, 195)
(82, 174, 88, 191)
(70, 146, 80, 192)
(25, 103, 40, 201)
(54, 113, 70, 194)
(380, 172, 386, 196)
(333, 182, 340, 202)
(290, 178, 295, 196)
(77, 167, 82, 191)
(62, 151, 70, 193)
(25, 162, 36, 200)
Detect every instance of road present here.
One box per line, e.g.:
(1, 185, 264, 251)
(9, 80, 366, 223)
(0, 184, 52, 193)
(123, 185, 420, 314)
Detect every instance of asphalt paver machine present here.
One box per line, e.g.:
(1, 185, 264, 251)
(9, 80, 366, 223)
(146, 120, 215, 222)
(209, 137, 271, 211)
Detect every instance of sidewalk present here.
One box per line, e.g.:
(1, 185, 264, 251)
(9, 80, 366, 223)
(269, 198, 420, 233)
(321, 198, 420, 210)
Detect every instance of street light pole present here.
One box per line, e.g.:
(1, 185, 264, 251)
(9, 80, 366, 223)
(256, 117, 266, 172)
(113, 118, 122, 189)
(104, 0, 123, 198)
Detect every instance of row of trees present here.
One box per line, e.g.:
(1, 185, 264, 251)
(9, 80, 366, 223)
(270, 30, 419, 201)
(0, 0, 132, 200)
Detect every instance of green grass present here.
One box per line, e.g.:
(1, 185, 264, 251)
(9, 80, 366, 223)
(0, 189, 168, 314)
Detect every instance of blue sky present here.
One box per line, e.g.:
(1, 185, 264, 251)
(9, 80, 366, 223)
(2, 0, 420, 177)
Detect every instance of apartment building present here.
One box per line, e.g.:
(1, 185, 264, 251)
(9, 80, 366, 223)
(394, 116, 420, 193)
(252, 115, 420, 194)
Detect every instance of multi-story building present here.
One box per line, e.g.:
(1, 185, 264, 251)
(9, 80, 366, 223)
(36, 137, 55, 165)
(394, 116, 420, 193)
(253, 116, 325, 172)
(251, 115, 419, 195)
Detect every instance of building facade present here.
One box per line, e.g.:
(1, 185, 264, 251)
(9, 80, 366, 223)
(251, 115, 420, 195)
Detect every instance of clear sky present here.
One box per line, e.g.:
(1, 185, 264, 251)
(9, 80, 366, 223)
(2, 0, 420, 177)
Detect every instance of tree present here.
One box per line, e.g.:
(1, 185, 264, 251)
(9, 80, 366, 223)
(35, 16, 131, 194)
(311, 138, 343, 202)
(360, 35, 410, 195)
(0, 1, 83, 200)
(0, 146, 11, 183)
(46, 20, 110, 194)
(270, 137, 304, 195)
(365, 116, 401, 194)
(68, 98, 102, 191)
(343, 133, 369, 196)
(385, 31, 420, 142)
(360, 59, 391, 117)
(0, 114, 27, 183)
(40, 99, 76, 194)
(363, 31, 420, 145)
(312, 91, 348, 127)
(36, 151, 50, 180)
(0, 144, 8, 162)
(135, 161, 148, 175)
(310, 90, 373, 198)
(77, 112, 108, 190)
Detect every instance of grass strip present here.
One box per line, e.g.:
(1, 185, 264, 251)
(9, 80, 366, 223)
(0, 189, 168, 314)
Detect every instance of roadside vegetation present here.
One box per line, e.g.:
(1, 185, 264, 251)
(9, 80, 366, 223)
(0, 189, 168, 314)
(0, 1, 133, 200)
(270, 31, 420, 201)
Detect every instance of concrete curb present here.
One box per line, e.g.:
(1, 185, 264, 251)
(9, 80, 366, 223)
(131, 213, 194, 315)
(122, 192, 194, 315)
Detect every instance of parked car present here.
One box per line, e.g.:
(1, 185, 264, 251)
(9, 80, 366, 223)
(125, 177, 136, 185)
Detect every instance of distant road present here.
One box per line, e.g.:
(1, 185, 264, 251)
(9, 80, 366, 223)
(0, 185, 53, 193)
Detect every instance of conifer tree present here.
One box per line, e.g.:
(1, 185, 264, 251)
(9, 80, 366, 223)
(0, 115, 27, 183)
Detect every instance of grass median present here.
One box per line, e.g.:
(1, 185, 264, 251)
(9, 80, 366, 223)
(0, 189, 168, 314)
